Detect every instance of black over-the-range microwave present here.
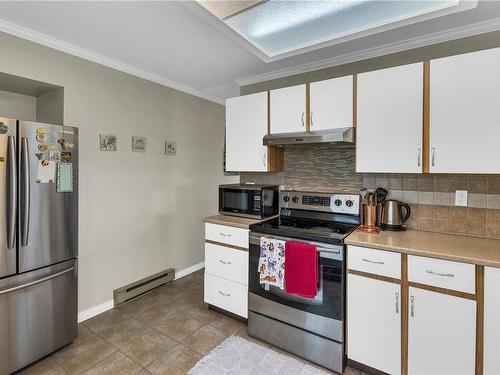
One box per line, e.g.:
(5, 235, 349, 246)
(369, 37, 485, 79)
(219, 184, 279, 219)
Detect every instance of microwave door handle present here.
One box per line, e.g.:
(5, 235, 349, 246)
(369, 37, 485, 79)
(21, 137, 30, 247)
(7, 136, 16, 249)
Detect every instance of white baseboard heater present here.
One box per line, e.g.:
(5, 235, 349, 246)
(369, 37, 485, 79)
(113, 268, 175, 307)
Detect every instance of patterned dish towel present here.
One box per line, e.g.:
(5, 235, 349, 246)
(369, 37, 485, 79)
(258, 237, 286, 289)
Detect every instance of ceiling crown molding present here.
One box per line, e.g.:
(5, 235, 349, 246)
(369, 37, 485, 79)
(236, 16, 500, 87)
(0, 19, 225, 105)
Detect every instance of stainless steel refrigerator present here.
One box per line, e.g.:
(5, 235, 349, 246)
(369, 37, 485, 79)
(0, 117, 78, 374)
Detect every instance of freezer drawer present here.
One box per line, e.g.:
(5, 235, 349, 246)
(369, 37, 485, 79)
(0, 259, 77, 374)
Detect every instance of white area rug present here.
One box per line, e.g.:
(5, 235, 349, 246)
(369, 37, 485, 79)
(189, 335, 329, 374)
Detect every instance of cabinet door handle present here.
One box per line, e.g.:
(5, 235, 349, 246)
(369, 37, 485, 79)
(219, 233, 231, 237)
(395, 292, 400, 314)
(410, 295, 415, 317)
(417, 148, 421, 167)
(301, 112, 305, 127)
(310, 111, 314, 127)
(362, 258, 384, 265)
(218, 290, 230, 297)
(431, 148, 436, 167)
(263, 152, 267, 167)
(219, 259, 231, 265)
(426, 269, 454, 278)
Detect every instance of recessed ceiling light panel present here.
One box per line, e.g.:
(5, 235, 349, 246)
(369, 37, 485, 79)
(200, 0, 477, 60)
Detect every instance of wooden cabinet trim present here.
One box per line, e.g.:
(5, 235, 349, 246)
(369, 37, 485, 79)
(401, 254, 409, 375)
(353, 74, 357, 128)
(267, 91, 270, 135)
(205, 239, 248, 252)
(408, 280, 476, 300)
(347, 269, 401, 285)
(476, 265, 484, 375)
(306, 83, 311, 132)
(422, 61, 430, 173)
(263, 91, 284, 172)
(267, 146, 284, 171)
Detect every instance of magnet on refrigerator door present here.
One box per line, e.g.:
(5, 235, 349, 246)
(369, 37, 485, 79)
(49, 151, 61, 162)
(36, 160, 55, 183)
(61, 152, 71, 162)
(56, 163, 73, 193)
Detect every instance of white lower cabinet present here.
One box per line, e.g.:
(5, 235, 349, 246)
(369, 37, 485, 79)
(204, 223, 248, 318)
(484, 266, 500, 375)
(408, 287, 476, 375)
(347, 274, 401, 375)
(204, 273, 248, 318)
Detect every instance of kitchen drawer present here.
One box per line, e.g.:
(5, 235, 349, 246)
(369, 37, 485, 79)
(408, 255, 475, 294)
(205, 223, 249, 249)
(348, 245, 401, 279)
(204, 273, 248, 318)
(205, 242, 248, 285)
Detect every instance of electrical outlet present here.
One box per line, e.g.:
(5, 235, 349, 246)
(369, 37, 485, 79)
(455, 190, 468, 207)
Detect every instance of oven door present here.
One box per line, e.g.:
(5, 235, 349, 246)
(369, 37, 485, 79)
(248, 233, 344, 341)
(219, 187, 260, 218)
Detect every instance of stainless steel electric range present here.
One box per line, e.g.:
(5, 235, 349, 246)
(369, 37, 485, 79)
(248, 190, 361, 373)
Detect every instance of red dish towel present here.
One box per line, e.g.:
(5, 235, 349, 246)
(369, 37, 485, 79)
(285, 241, 318, 298)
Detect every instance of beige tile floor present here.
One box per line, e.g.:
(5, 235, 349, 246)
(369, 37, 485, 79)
(18, 269, 365, 375)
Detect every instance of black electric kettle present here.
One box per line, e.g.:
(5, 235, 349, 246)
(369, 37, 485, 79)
(380, 200, 411, 231)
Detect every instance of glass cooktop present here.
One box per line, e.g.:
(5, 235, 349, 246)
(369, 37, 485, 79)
(250, 216, 358, 244)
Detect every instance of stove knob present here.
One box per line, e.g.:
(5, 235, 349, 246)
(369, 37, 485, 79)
(345, 199, 354, 207)
(283, 196, 290, 202)
(292, 196, 299, 203)
(334, 199, 342, 207)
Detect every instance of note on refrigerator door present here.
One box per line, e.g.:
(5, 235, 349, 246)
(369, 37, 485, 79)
(56, 163, 73, 193)
(36, 160, 55, 183)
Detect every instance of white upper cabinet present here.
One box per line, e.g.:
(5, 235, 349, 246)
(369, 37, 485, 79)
(270, 84, 307, 134)
(430, 47, 500, 173)
(357, 63, 423, 173)
(309, 76, 354, 131)
(225, 92, 268, 172)
(484, 266, 500, 375)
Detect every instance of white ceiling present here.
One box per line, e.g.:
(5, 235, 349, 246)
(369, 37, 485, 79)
(0, 1, 500, 104)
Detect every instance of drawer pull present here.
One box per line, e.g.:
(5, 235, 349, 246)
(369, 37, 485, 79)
(218, 290, 230, 297)
(219, 259, 232, 265)
(395, 292, 399, 314)
(362, 258, 385, 265)
(426, 269, 454, 278)
(219, 233, 232, 237)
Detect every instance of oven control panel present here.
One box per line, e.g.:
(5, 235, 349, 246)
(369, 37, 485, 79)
(280, 191, 360, 215)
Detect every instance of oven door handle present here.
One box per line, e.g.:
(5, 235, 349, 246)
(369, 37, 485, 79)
(249, 233, 342, 255)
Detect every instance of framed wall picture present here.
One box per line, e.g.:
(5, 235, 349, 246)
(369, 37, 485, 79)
(165, 141, 176, 155)
(132, 136, 147, 153)
(99, 134, 117, 151)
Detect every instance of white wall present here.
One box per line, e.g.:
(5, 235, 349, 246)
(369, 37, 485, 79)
(0, 32, 238, 313)
(0, 89, 36, 121)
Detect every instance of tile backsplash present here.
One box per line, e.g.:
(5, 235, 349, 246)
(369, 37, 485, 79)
(241, 144, 362, 192)
(240, 143, 500, 239)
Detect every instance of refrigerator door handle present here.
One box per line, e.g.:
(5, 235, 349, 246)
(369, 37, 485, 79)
(21, 137, 30, 247)
(0, 267, 74, 295)
(7, 136, 17, 249)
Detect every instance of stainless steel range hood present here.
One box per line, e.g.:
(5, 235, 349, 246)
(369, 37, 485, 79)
(263, 127, 354, 146)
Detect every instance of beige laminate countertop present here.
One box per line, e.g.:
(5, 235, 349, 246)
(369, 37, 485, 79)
(346, 229, 500, 268)
(203, 214, 275, 229)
